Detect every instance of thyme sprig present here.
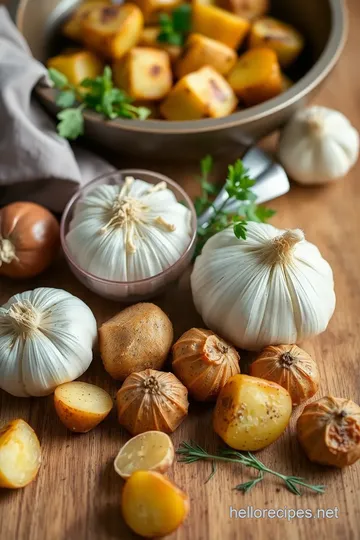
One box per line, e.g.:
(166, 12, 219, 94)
(177, 441, 326, 495)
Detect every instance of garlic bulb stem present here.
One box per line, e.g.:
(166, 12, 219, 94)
(305, 110, 325, 136)
(0, 236, 17, 266)
(270, 229, 304, 263)
(6, 301, 42, 335)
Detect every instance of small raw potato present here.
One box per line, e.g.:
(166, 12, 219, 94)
(54, 382, 113, 433)
(213, 374, 292, 451)
(221, 0, 268, 20)
(62, 0, 110, 42)
(160, 65, 238, 120)
(81, 3, 144, 59)
(139, 26, 182, 62)
(114, 431, 174, 479)
(176, 34, 237, 78)
(0, 419, 41, 489)
(249, 17, 305, 67)
(47, 50, 104, 86)
(132, 0, 182, 23)
(113, 47, 172, 101)
(227, 48, 282, 106)
(192, 4, 250, 49)
(99, 303, 174, 380)
(122, 471, 190, 537)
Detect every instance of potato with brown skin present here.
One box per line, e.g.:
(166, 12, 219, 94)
(99, 303, 174, 380)
(81, 3, 144, 59)
(139, 26, 182, 63)
(176, 34, 237, 78)
(113, 47, 172, 101)
(0, 419, 41, 489)
(249, 17, 305, 67)
(213, 374, 292, 451)
(62, 0, 110, 42)
(227, 48, 282, 106)
(160, 65, 238, 120)
(54, 382, 113, 433)
(132, 0, 183, 23)
(192, 4, 250, 49)
(220, 0, 268, 20)
(47, 50, 104, 86)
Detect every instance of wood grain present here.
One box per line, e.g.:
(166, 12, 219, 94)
(1, 1, 360, 539)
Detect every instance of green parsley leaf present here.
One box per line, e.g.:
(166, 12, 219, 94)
(233, 220, 248, 240)
(48, 68, 69, 90)
(157, 5, 192, 46)
(56, 107, 84, 140)
(172, 4, 192, 32)
(56, 89, 77, 108)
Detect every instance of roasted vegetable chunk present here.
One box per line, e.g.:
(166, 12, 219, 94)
(192, 3, 250, 49)
(47, 50, 104, 86)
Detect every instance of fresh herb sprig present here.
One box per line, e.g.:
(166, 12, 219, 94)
(48, 66, 150, 140)
(194, 155, 276, 254)
(157, 4, 192, 46)
(177, 441, 326, 495)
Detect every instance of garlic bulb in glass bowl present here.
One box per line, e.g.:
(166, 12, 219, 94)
(61, 170, 197, 301)
(191, 222, 336, 351)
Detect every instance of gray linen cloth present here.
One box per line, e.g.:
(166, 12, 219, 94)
(0, 6, 114, 212)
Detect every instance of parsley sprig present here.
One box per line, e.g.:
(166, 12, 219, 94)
(195, 155, 276, 254)
(157, 4, 192, 46)
(177, 441, 326, 495)
(48, 66, 150, 140)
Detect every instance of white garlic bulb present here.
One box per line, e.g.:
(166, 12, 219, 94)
(66, 177, 192, 281)
(0, 288, 97, 397)
(279, 106, 359, 185)
(191, 222, 335, 351)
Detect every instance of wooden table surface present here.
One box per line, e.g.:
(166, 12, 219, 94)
(1, 1, 360, 539)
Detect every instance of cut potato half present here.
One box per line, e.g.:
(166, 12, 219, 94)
(0, 419, 41, 489)
(114, 431, 174, 479)
(54, 381, 113, 433)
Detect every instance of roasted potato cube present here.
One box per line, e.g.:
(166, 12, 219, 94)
(81, 3, 144, 59)
(47, 50, 104, 86)
(227, 48, 282, 106)
(113, 47, 172, 101)
(176, 33, 236, 78)
(62, 1, 110, 42)
(133, 0, 182, 23)
(249, 17, 304, 67)
(192, 0, 217, 5)
(220, 0, 268, 20)
(160, 66, 238, 120)
(192, 4, 250, 49)
(140, 26, 182, 62)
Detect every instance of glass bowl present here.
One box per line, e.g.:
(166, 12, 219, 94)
(60, 170, 197, 302)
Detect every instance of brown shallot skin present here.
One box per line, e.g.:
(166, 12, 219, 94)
(297, 396, 360, 468)
(250, 344, 319, 406)
(172, 328, 240, 401)
(0, 202, 60, 279)
(117, 369, 189, 436)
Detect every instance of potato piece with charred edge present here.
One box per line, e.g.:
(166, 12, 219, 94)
(192, 3, 250, 49)
(81, 3, 144, 59)
(227, 48, 282, 106)
(132, 0, 182, 23)
(176, 33, 237, 79)
(139, 26, 182, 62)
(161, 65, 238, 120)
(113, 47, 172, 101)
(62, 0, 110, 42)
(47, 50, 104, 86)
(249, 17, 305, 67)
(0, 419, 41, 489)
(54, 382, 113, 433)
(220, 0, 268, 20)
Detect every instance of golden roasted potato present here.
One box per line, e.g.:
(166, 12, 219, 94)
(140, 26, 182, 62)
(160, 65, 238, 120)
(220, 0, 268, 20)
(62, 0, 110, 42)
(213, 374, 292, 451)
(81, 3, 144, 59)
(249, 17, 304, 67)
(0, 419, 41, 489)
(113, 47, 172, 101)
(54, 382, 113, 433)
(176, 33, 236, 78)
(132, 0, 182, 23)
(227, 48, 282, 106)
(192, 0, 217, 5)
(47, 50, 104, 86)
(192, 4, 250, 49)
